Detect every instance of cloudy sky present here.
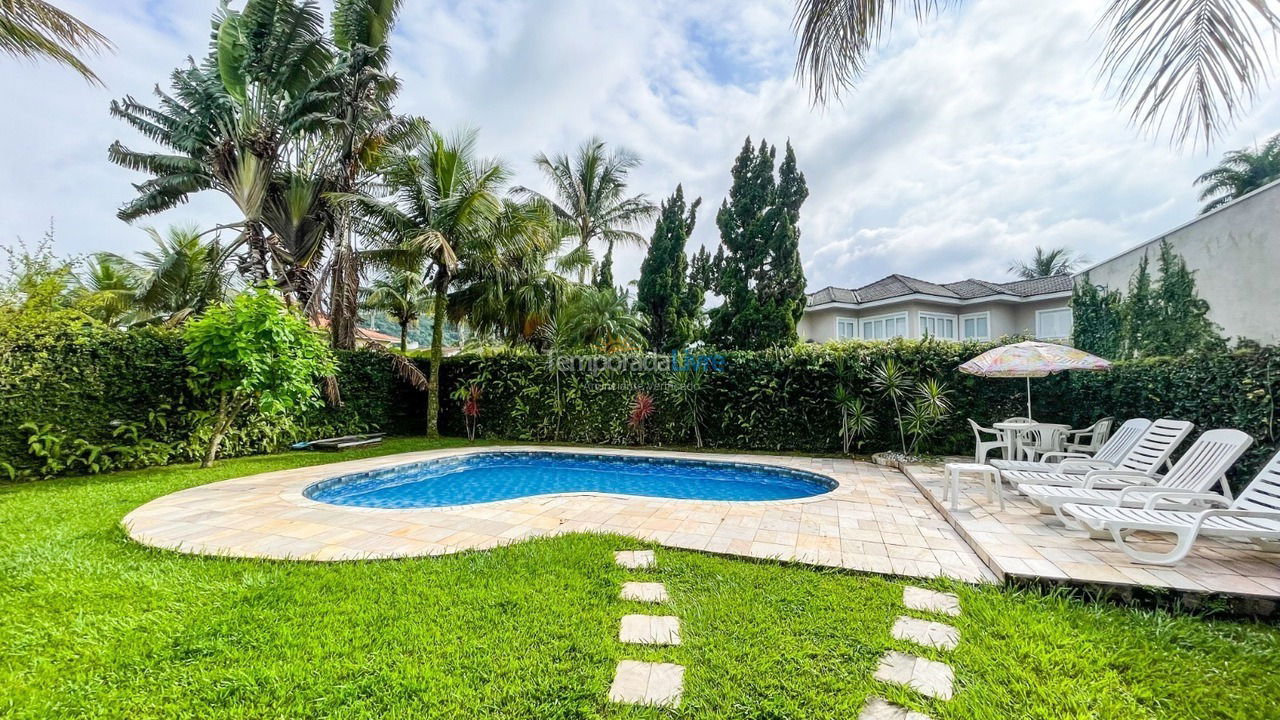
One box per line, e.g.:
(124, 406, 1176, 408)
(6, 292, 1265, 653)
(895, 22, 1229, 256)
(3, 0, 1278, 294)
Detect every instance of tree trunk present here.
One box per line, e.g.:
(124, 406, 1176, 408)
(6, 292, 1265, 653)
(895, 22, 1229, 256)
(201, 393, 238, 468)
(426, 271, 449, 438)
(400, 319, 409, 353)
(329, 212, 358, 350)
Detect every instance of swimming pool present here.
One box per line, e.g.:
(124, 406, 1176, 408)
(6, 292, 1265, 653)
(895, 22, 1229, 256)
(304, 451, 837, 509)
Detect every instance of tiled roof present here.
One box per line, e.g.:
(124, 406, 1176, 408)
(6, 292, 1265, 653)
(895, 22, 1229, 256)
(807, 273, 1073, 307)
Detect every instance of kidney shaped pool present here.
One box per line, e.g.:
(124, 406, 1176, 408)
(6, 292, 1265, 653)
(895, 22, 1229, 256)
(304, 451, 837, 509)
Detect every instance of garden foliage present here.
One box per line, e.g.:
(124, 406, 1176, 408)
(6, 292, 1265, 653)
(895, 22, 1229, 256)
(3, 328, 1277, 490)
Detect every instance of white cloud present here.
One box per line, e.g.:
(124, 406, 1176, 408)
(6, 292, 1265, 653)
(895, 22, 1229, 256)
(1, 0, 1277, 293)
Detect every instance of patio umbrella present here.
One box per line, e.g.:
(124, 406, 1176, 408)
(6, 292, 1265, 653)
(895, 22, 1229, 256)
(958, 340, 1112, 419)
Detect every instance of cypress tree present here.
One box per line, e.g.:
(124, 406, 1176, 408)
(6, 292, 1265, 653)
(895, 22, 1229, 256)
(637, 185, 702, 351)
(595, 243, 615, 291)
(707, 137, 809, 349)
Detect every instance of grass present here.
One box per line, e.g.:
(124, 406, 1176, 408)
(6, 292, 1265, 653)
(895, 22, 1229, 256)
(2, 437, 1278, 719)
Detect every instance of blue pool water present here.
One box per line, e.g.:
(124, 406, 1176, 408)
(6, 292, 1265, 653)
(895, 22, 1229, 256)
(305, 451, 836, 509)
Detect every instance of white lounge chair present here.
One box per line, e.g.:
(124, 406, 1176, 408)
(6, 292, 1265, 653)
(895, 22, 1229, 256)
(991, 418, 1149, 474)
(1001, 419, 1193, 492)
(968, 419, 1006, 464)
(1019, 429, 1252, 523)
(1062, 447, 1280, 565)
(1064, 417, 1114, 454)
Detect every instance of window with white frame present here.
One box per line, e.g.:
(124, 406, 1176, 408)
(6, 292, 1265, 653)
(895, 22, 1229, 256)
(918, 312, 957, 340)
(861, 312, 908, 340)
(961, 312, 990, 341)
(1036, 308, 1073, 339)
(836, 317, 857, 340)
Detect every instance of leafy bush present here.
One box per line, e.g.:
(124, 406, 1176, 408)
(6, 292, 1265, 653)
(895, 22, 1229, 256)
(183, 289, 336, 466)
(440, 341, 1279, 490)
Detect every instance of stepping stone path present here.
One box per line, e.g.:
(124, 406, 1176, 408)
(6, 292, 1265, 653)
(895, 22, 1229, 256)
(608, 660, 684, 707)
(891, 616, 959, 651)
(614, 550, 655, 569)
(620, 581, 668, 603)
(609, 550, 684, 708)
(620, 614, 681, 645)
(902, 586, 961, 616)
(872, 651, 955, 700)
(859, 697, 934, 720)
(860, 586, 963, 719)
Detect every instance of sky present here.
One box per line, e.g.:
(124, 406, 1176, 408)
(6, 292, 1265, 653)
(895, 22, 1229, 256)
(2, 0, 1278, 294)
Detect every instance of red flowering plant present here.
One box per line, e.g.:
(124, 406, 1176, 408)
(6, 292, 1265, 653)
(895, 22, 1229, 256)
(451, 384, 482, 441)
(628, 391, 655, 445)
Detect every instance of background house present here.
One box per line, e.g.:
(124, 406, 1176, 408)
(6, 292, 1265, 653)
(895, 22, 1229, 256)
(1076, 179, 1279, 346)
(799, 274, 1073, 342)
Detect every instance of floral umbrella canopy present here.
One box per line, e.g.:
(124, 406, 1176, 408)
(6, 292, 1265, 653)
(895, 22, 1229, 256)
(958, 340, 1112, 418)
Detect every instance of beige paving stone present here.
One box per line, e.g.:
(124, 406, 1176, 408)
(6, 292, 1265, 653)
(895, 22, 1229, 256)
(873, 651, 955, 700)
(619, 614, 681, 645)
(903, 587, 961, 617)
(620, 582, 669, 604)
(608, 660, 684, 707)
(892, 616, 959, 650)
(614, 550, 655, 569)
(859, 697, 933, 720)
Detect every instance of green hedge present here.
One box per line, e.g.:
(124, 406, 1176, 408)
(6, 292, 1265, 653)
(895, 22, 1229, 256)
(3, 326, 1276, 491)
(439, 342, 1280, 491)
(0, 324, 415, 478)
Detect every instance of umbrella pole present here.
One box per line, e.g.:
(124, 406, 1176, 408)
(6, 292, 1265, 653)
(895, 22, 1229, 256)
(1026, 377, 1032, 419)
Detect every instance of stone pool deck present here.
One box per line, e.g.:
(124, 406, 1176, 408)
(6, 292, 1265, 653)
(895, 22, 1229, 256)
(122, 446, 994, 583)
(902, 462, 1280, 605)
(123, 446, 1280, 604)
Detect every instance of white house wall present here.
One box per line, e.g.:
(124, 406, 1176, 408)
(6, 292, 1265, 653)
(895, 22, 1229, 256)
(1077, 180, 1280, 345)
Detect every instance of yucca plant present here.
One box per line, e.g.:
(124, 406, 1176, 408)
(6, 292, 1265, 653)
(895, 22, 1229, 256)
(669, 355, 708, 448)
(833, 386, 875, 455)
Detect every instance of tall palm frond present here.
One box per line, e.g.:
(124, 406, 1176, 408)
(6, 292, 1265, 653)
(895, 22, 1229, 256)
(1008, 245, 1083, 280)
(1194, 131, 1280, 212)
(0, 0, 112, 84)
(792, 0, 1280, 146)
(513, 136, 656, 282)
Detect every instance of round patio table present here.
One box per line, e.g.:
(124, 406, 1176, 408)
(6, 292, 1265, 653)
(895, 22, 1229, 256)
(993, 421, 1071, 462)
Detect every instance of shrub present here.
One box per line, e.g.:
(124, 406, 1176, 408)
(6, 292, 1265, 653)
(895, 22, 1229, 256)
(183, 289, 336, 467)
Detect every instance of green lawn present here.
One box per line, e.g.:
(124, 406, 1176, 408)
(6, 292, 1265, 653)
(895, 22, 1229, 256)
(2, 437, 1278, 719)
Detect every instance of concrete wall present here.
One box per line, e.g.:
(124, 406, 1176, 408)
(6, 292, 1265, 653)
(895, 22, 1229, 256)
(1077, 180, 1280, 345)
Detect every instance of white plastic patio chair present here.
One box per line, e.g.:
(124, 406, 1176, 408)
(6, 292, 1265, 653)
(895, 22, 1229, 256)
(1018, 425, 1068, 461)
(991, 418, 1150, 474)
(1064, 417, 1114, 454)
(968, 419, 1006, 464)
(1018, 428, 1252, 523)
(1001, 419, 1194, 492)
(1061, 447, 1280, 565)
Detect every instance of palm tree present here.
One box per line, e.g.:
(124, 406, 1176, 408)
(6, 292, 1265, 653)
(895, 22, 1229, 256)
(109, 0, 337, 287)
(515, 137, 657, 283)
(93, 225, 236, 325)
(792, 0, 1280, 146)
(360, 270, 431, 351)
(70, 256, 137, 326)
(449, 198, 568, 344)
(107, 0, 418, 331)
(347, 128, 517, 437)
(560, 286, 647, 350)
(1195, 132, 1280, 213)
(1008, 246, 1083, 281)
(0, 0, 112, 83)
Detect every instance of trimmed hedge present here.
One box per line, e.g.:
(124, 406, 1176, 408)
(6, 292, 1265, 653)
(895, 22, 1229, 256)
(439, 342, 1280, 491)
(0, 324, 416, 477)
(3, 326, 1276, 491)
